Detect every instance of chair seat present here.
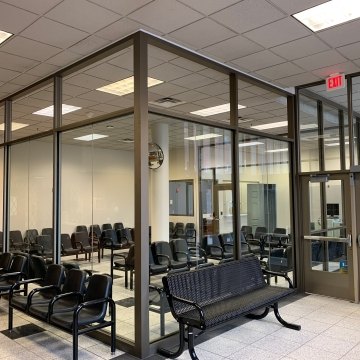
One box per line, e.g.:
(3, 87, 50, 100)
(29, 297, 79, 320)
(150, 264, 168, 275)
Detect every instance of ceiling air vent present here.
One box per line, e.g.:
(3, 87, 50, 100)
(149, 97, 185, 108)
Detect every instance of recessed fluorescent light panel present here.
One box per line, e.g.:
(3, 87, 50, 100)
(300, 123, 318, 130)
(0, 122, 28, 131)
(33, 104, 81, 116)
(293, 0, 360, 32)
(74, 134, 108, 142)
(266, 148, 288, 153)
(238, 141, 264, 148)
(185, 134, 222, 141)
(325, 141, 349, 147)
(96, 76, 163, 96)
(190, 103, 246, 117)
(0, 30, 13, 45)
(251, 121, 287, 130)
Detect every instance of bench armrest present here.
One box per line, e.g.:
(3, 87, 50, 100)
(169, 294, 205, 325)
(262, 269, 294, 288)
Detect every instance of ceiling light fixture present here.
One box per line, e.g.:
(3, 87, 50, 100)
(190, 103, 246, 117)
(0, 122, 28, 131)
(33, 104, 82, 116)
(293, 0, 360, 32)
(251, 121, 287, 130)
(265, 148, 288, 153)
(0, 30, 13, 45)
(74, 134, 108, 141)
(325, 141, 350, 147)
(96, 76, 163, 96)
(238, 141, 264, 147)
(300, 123, 318, 130)
(185, 133, 222, 141)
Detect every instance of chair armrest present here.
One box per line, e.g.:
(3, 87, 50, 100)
(207, 245, 224, 256)
(26, 284, 61, 307)
(0, 271, 23, 279)
(156, 253, 171, 267)
(48, 291, 83, 315)
(174, 250, 189, 262)
(73, 297, 115, 321)
(262, 269, 294, 288)
(169, 294, 205, 325)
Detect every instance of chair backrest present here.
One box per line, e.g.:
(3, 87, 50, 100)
(101, 229, 118, 244)
(42, 264, 65, 287)
(273, 227, 286, 234)
(219, 233, 233, 245)
(170, 239, 188, 261)
(202, 234, 221, 248)
(125, 244, 135, 267)
(173, 223, 185, 238)
(102, 223, 112, 231)
(113, 222, 124, 231)
(83, 274, 112, 320)
(30, 255, 48, 279)
(72, 231, 90, 246)
(254, 226, 267, 238)
(0, 252, 12, 270)
(41, 228, 54, 242)
(24, 229, 39, 243)
(10, 230, 23, 244)
(61, 234, 72, 249)
(185, 223, 195, 230)
(89, 225, 101, 238)
(36, 235, 53, 253)
(241, 225, 253, 236)
(153, 241, 174, 262)
(62, 269, 87, 294)
(76, 225, 87, 233)
(9, 255, 27, 275)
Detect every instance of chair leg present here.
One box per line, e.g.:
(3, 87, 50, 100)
(73, 322, 79, 360)
(125, 269, 128, 288)
(158, 322, 186, 358)
(273, 303, 301, 330)
(111, 300, 116, 354)
(8, 307, 13, 330)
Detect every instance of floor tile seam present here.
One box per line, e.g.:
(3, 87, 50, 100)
(248, 337, 303, 356)
(302, 336, 356, 357)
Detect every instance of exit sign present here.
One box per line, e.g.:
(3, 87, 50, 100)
(326, 73, 345, 91)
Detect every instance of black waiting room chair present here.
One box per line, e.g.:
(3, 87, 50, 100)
(170, 238, 206, 267)
(61, 233, 80, 258)
(201, 235, 233, 260)
(151, 241, 188, 270)
(10, 230, 28, 251)
(0, 255, 27, 295)
(0, 252, 12, 274)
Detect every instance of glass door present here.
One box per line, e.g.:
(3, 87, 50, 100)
(213, 184, 233, 235)
(301, 174, 353, 299)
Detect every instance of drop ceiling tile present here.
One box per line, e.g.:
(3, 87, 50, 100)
(21, 18, 89, 49)
(0, 36, 61, 61)
(46, 50, 83, 67)
(175, 90, 209, 102)
(196, 82, 229, 97)
(148, 82, 187, 97)
(45, 0, 121, 33)
(312, 61, 360, 77)
(88, 0, 153, 16)
(169, 57, 206, 72)
(65, 73, 109, 90)
(96, 18, 146, 42)
(244, 17, 310, 48)
(317, 20, 360, 48)
(0, 2, 38, 33)
(27, 63, 59, 77)
(0, 82, 23, 93)
(337, 42, 360, 61)
(10, 73, 40, 86)
(268, 0, 328, 15)
(294, 50, 347, 71)
(276, 72, 321, 87)
(68, 35, 111, 56)
(231, 50, 285, 71)
(0, 0, 62, 14)
(271, 36, 330, 61)
(169, 18, 236, 50)
(201, 35, 263, 61)
(85, 63, 132, 82)
(198, 69, 228, 82)
(178, 0, 241, 15)
(211, 0, 285, 34)
(255, 62, 304, 80)
(149, 62, 191, 82)
(0, 67, 21, 81)
(0, 52, 40, 72)
(172, 73, 216, 89)
(128, 0, 203, 33)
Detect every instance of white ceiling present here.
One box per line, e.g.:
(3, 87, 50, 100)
(1, 0, 360, 97)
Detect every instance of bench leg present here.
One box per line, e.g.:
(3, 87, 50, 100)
(188, 326, 199, 360)
(158, 322, 186, 358)
(246, 307, 269, 320)
(273, 303, 301, 330)
(111, 300, 116, 354)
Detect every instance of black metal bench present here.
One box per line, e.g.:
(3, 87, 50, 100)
(158, 255, 301, 360)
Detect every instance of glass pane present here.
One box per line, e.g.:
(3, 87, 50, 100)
(62, 45, 133, 127)
(237, 79, 288, 137)
(352, 76, 360, 166)
(11, 83, 53, 141)
(148, 114, 233, 341)
(323, 104, 340, 171)
(299, 94, 319, 172)
(148, 45, 230, 125)
(0, 104, 4, 144)
(239, 134, 292, 285)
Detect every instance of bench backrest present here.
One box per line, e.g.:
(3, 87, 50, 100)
(163, 256, 266, 313)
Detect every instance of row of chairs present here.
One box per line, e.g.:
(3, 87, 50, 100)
(169, 222, 196, 243)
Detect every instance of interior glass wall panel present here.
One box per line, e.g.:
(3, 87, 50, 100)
(147, 45, 230, 125)
(238, 133, 292, 285)
(62, 46, 134, 127)
(148, 113, 233, 341)
(323, 104, 341, 171)
(299, 94, 319, 172)
(61, 114, 135, 343)
(237, 79, 288, 137)
(0, 104, 4, 144)
(352, 76, 360, 166)
(11, 83, 53, 141)
(0, 146, 3, 253)
(9, 137, 53, 277)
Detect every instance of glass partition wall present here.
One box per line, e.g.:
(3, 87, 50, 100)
(0, 31, 295, 357)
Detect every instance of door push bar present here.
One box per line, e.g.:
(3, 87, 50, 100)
(304, 234, 352, 247)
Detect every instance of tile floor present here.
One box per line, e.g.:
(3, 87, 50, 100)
(1, 252, 360, 359)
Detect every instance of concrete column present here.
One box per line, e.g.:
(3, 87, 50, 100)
(150, 123, 169, 242)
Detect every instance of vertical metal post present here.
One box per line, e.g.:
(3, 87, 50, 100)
(229, 73, 240, 259)
(2, 100, 11, 252)
(133, 32, 150, 358)
(339, 110, 345, 170)
(53, 75, 62, 264)
(347, 77, 354, 168)
(350, 172, 359, 303)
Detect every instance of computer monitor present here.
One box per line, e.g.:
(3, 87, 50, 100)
(327, 203, 339, 217)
